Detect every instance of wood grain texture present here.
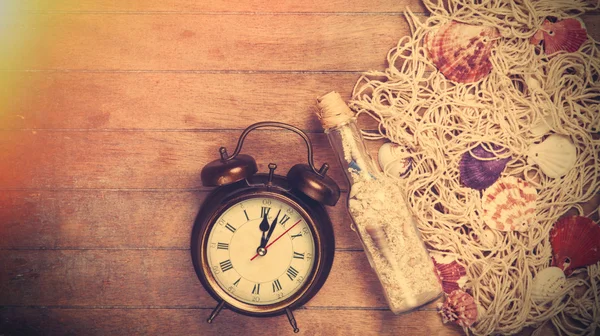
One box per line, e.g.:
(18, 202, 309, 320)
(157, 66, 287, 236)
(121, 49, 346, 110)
(17, 0, 426, 13)
(0, 16, 598, 130)
(0, 308, 463, 336)
(2, 14, 408, 71)
(0, 190, 361, 250)
(1, 73, 357, 131)
(2, 15, 599, 71)
(4, 0, 598, 335)
(0, 131, 347, 190)
(0, 250, 432, 309)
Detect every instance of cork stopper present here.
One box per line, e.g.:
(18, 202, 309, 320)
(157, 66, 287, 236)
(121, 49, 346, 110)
(316, 91, 355, 130)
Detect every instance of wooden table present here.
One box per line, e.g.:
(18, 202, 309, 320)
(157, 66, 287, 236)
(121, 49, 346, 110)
(1, 1, 598, 335)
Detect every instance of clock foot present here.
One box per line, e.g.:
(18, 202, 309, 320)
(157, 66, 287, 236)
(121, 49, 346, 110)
(207, 301, 225, 324)
(285, 308, 300, 333)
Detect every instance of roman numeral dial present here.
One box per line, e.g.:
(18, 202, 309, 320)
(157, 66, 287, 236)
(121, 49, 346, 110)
(206, 196, 316, 306)
(220, 259, 233, 273)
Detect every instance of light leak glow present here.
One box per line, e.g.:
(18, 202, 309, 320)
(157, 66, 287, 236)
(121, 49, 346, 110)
(0, 2, 32, 123)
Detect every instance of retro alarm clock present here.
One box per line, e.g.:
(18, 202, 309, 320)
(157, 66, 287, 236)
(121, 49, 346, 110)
(191, 122, 340, 332)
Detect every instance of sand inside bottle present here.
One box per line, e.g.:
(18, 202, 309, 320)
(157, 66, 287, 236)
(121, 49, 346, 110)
(317, 91, 442, 313)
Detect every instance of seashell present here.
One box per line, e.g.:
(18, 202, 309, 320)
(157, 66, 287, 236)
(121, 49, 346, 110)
(477, 227, 498, 248)
(459, 144, 511, 190)
(530, 114, 553, 137)
(527, 134, 577, 178)
(550, 216, 600, 276)
(531, 267, 566, 303)
(530, 18, 587, 56)
(482, 176, 537, 232)
(438, 290, 478, 327)
(377, 142, 412, 178)
(349, 181, 364, 199)
(425, 21, 499, 83)
(432, 255, 468, 294)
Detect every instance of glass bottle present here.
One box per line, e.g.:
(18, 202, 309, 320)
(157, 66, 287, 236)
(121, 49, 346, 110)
(316, 91, 442, 314)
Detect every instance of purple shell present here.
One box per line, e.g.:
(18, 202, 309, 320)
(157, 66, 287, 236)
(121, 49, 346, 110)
(460, 144, 511, 190)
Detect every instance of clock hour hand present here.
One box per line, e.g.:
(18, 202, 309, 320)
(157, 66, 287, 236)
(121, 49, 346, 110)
(251, 219, 301, 261)
(259, 213, 270, 247)
(261, 209, 281, 248)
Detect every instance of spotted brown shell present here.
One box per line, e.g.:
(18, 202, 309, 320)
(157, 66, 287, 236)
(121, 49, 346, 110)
(425, 21, 499, 83)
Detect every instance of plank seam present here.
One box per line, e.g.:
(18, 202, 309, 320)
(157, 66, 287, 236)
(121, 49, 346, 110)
(0, 128, 327, 133)
(17, 11, 421, 16)
(0, 305, 438, 311)
(0, 247, 363, 251)
(0, 188, 351, 192)
(0, 69, 367, 74)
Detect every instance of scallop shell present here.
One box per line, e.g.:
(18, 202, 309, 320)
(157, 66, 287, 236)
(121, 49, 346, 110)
(550, 216, 600, 276)
(530, 114, 553, 137)
(482, 176, 537, 232)
(432, 255, 468, 294)
(477, 227, 498, 248)
(459, 144, 511, 190)
(425, 21, 499, 83)
(530, 18, 587, 55)
(527, 134, 577, 178)
(377, 142, 412, 178)
(438, 290, 478, 327)
(531, 267, 567, 303)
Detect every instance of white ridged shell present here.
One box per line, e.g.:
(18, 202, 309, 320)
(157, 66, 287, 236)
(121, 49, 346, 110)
(530, 115, 553, 137)
(377, 142, 412, 178)
(527, 134, 577, 178)
(531, 267, 566, 303)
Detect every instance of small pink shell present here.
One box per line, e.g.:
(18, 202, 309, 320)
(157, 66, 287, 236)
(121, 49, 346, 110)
(550, 216, 600, 276)
(530, 18, 587, 55)
(482, 176, 537, 232)
(432, 255, 468, 294)
(425, 21, 499, 83)
(438, 290, 478, 327)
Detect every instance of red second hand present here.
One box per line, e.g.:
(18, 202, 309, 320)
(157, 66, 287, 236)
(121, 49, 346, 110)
(250, 219, 301, 261)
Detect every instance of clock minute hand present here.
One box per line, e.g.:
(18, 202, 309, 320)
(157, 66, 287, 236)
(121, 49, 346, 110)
(250, 219, 301, 261)
(261, 209, 281, 248)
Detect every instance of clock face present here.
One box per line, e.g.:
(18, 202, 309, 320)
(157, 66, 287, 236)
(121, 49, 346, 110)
(206, 196, 316, 305)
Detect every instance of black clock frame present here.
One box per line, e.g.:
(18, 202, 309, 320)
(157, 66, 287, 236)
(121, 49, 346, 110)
(191, 173, 335, 329)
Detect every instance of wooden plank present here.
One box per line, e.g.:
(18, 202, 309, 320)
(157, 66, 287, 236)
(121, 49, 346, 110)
(0, 131, 348, 190)
(1, 14, 407, 71)
(1, 73, 358, 131)
(1, 19, 599, 129)
(2, 15, 599, 72)
(0, 190, 361, 250)
(0, 308, 462, 336)
(16, 0, 426, 13)
(0, 250, 439, 309)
